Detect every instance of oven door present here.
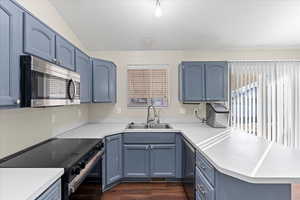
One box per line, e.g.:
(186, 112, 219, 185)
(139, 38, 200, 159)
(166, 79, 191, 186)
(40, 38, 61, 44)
(21, 56, 80, 107)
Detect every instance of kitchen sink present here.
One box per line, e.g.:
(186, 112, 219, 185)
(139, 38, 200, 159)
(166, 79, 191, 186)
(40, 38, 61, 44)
(126, 123, 172, 129)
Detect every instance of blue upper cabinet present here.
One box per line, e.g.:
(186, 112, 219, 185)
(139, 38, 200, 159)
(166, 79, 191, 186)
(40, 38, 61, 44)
(92, 58, 117, 103)
(56, 35, 75, 70)
(0, 0, 23, 107)
(179, 61, 228, 102)
(24, 13, 56, 62)
(180, 62, 205, 102)
(205, 62, 228, 101)
(75, 49, 92, 103)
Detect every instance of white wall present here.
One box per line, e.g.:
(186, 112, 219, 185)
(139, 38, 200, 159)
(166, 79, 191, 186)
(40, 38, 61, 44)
(88, 49, 300, 123)
(0, 0, 89, 159)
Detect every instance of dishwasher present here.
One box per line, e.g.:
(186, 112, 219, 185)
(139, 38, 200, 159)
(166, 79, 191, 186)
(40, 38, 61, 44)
(182, 139, 196, 200)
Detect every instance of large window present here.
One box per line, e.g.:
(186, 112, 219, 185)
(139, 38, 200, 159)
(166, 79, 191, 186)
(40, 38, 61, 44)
(127, 65, 169, 107)
(230, 61, 300, 148)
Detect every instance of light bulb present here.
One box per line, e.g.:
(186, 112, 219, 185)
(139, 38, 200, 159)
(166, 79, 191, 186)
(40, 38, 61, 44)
(155, 0, 162, 18)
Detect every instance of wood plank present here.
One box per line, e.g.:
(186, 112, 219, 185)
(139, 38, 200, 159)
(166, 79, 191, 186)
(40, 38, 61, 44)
(71, 182, 188, 200)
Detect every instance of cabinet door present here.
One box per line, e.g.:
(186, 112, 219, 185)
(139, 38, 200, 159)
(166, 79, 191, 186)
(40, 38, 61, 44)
(56, 35, 75, 70)
(181, 62, 205, 102)
(24, 13, 55, 62)
(106, 134, 122, 185)
(124, 145, 150, 178)
(92, 59, 116, 103)
(150, 144, 176, 177)
(205, 62, 228, 101)
(75, 49, 92, 103)
(0, 0, 23, 107)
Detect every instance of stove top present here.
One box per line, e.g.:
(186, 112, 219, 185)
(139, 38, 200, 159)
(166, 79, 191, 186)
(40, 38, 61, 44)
(0, 138, 102, 169)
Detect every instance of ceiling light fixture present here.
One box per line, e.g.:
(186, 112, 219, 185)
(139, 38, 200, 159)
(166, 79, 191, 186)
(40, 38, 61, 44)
(155, 0, 162, 18)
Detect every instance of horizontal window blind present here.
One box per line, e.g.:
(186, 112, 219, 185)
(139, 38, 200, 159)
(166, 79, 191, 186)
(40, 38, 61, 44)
(127, 65, 168, 107)
(230, 61, 300, 148)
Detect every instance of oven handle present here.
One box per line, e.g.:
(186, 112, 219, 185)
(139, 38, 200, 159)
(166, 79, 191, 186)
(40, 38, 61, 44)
(68, 150, 103, 195)
(68, 79, 76, 100)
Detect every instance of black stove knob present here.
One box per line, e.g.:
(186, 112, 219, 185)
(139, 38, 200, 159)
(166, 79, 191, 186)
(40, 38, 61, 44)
(71, 166, 81, 175)
(94, 144, 103, 150)
(78, 162, 86, 169)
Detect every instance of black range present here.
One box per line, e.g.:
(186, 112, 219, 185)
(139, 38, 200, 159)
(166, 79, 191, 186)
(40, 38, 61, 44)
(0, 138, 104, 200)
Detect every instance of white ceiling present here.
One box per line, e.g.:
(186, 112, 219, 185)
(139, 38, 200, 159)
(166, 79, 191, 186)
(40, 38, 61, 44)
(49, 0, 300, 51)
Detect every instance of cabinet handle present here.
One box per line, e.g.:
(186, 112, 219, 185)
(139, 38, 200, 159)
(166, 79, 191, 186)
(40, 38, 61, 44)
(52, 58, 57, 62)
(197, 184, 207, 196)
(15, 99, 20, 105)
(200, 165, 207, 170)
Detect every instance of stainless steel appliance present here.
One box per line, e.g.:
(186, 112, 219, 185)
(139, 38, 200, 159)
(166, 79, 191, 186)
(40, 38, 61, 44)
(182, 139, 195, 200)
(0, 138, 104, 200)
(206, 103, 229, 128)
(20, 55, 80, 107)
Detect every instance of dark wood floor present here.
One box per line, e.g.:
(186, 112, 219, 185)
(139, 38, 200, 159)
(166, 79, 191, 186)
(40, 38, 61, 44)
(71, 182, 188, 200)
(71, 182, 300, 200)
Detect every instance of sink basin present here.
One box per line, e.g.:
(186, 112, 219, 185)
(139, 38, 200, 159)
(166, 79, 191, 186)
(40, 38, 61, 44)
(126, 123, 172, 129)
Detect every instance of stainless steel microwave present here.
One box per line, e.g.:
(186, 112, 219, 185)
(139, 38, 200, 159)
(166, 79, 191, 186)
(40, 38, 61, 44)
(20, 56, 80, 107)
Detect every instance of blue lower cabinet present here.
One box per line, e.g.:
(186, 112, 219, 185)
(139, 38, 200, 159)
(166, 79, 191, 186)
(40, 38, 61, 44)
(196, 167, 214, 200)
(150, 144, 176, 177)
(196, 151, 215, 187)
(195, 150, 292, 200)
(0, 0, 23, 107)
(124, 145, 150, 178)
(36, 179, 61, 200)
(105, 134, 122, 185)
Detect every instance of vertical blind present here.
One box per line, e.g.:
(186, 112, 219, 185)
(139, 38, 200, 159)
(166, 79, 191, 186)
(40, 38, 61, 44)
(127, 65, 168, 107)
(230, 61, 300, 148)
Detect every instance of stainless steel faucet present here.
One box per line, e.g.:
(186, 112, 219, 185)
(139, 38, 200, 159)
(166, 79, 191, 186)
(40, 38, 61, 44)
(146, 104, 160, 127)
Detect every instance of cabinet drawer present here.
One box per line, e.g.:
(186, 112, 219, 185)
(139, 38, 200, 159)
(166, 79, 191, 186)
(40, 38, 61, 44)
(196, 151, 215, 187)
(37, 179, 61, 200)
(196, 167, 214, 200)
(123, 133, 175, 144)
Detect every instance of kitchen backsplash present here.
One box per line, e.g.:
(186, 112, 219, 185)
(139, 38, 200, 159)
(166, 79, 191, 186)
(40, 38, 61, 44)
(0, 105, 88, 159)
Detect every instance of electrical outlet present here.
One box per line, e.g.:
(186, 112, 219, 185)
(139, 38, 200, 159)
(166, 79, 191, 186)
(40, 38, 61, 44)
(179, 108, 186, 114)
(114, 107, 122, 114)
(77, 109, 82, 118)
(51, 114, 56, 124)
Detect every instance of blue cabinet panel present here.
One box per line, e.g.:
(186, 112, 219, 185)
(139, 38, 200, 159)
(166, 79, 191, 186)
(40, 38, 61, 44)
(196, 150, 215, 187)
(24, 13, 55, 62)
(196, 167, 215, 200)
(56, 35, 75, 70)
(106, 134, 122, 185)
(123, 132, 175, 144)
(179, 61, 228, 102)
(92, 59, 117, 103)
(75, 49, 92, 103)
(181, 62, 205, 102)
(215, 171, 291, 200)
(124, 145, 150, 178)
(0, 0, 23, 107)
(150, 144, 176, 177)
(36, 179, 61, 200)
(205, 62, 228, 101)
